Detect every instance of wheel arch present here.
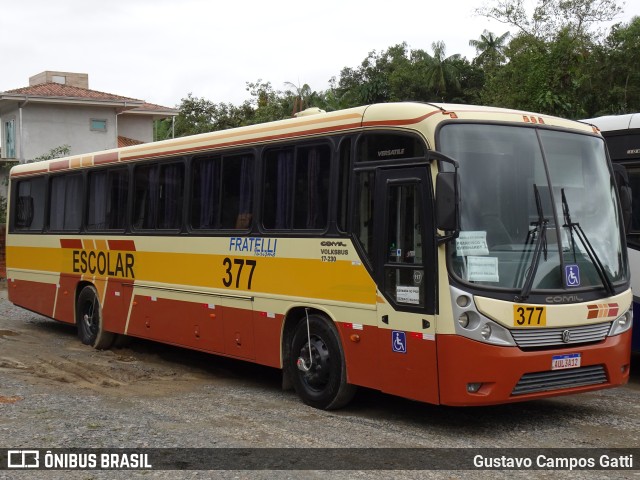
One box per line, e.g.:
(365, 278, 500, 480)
(280, 304, 342, 389)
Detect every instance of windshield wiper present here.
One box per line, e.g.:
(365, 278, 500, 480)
(561, 188, 615, 297)
(516, 184, 548, 302)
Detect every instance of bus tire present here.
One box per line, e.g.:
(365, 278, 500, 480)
(76, 286, 115, 349)
(289, 313, 356, 410)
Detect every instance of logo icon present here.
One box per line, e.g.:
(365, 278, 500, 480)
(562, 329, 572, 343)
(8, 450, 39, 468)
(565, 264, 580, 287)
(392, 330, 407, 354)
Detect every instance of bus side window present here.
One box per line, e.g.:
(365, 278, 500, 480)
(625, 166, 640, 235)
(354, 171, 374, 259)
(49, 174, 83, 231)
(14, 177, 46, 231)
(87, 168, 128, 231)
(262, 145, 330, 231)
(337, 139, 351, 233)
(191, 154, 254, 231)
(133, 161, 184, 230)
(221, 154, 253, 230)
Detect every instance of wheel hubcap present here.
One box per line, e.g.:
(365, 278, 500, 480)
(298, 336, 330, 389)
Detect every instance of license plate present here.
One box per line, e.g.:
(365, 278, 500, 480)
(513, 305, 546, 327)
(551, 353, 581, 370)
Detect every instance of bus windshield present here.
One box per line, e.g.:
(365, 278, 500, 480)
(439, 123, 628, 293)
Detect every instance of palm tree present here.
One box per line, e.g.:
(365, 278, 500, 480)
(284, 81, 313, 115)
(425, 41, 462, 100)
(469, 30, 510, 71)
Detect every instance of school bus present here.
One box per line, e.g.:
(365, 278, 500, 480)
(5, 102, 633, 409)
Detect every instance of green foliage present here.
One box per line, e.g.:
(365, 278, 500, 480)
(30, 145, 71, 163)
(477, 0, 637, 118)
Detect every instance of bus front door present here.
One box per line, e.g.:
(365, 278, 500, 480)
(373, 166, 439, 404)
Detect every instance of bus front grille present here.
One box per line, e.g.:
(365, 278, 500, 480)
(512, 365, 607, 396)
(510, 322, 611, 348)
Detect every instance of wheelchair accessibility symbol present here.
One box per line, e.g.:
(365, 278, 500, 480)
(565, 264, 581, 287)
(392, 330, 407, 354)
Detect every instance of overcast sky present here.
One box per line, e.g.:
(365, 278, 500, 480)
(1, 0, 638, 109)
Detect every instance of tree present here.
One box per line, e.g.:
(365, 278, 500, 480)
(30, 145, 71, 162)
(424, 41, 463, 100)
(591, 16, 640, 114)
(469, 30, 510, 71)
(476, 0, 623, 40)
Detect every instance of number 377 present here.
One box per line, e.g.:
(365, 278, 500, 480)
(222, 258, 257, 290)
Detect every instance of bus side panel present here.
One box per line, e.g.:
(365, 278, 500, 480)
(252, 311, 283, 369)
(377, 330, 440, 404)
(338, 323, 385, 391)
(126, 295, 225, 354)
(53, 273, 80, 324)
(8, 279, 57, 319)
(100, 281, 134, 335)
(222, 305, 255, 360)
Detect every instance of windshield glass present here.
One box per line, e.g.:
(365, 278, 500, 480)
(439, 124, 627, 292)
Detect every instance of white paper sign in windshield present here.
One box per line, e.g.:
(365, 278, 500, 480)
(456, 231, 489, 256)
(467, 256, 499, 282)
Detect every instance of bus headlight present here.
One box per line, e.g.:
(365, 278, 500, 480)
(609, 308, 633, 336)
(481, 323, 492, 340)
(458, 313, 470, 328)
(450, 286, 516, 347)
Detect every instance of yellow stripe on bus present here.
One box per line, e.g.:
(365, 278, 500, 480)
(7, 246, 377, 305)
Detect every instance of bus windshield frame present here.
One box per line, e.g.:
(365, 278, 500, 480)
(437, 122, 629, 299)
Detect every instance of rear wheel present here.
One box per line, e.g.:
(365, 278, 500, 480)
(289, 313, 356, 409)
(76, 286, 115, 349)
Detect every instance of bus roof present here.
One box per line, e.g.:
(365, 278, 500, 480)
(10, 102, 596, 178)
(581, 113, 640, 132)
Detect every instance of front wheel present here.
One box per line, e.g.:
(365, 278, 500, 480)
(289, 314, 356, 409)
(76, 286, 115, 349)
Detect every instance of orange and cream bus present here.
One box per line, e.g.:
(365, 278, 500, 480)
(5, 102, 633, 409)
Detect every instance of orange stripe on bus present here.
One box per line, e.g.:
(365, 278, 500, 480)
(123, 123, 363, 161)
(94, 152, 119, 164)
(362, 110, 442, 127)
(60, 239, 83, 249)
(50, 159, 70, 171)
(95, 239, 108, 251)
(108, 240, 136, 251)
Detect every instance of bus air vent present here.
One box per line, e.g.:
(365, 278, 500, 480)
(512, 365, 607, 396)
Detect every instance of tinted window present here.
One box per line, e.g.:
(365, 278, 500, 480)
(14, 177, 46, 231)
(357, 133, 426, 162)
(263, 144, 330, 230)
(49, 174, 83, 231)
(133, 162, 184, 230)
(87, 168, 128, 231)
(191, 154, 254, 230)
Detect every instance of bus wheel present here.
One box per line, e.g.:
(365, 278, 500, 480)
(76, 286, 115, 349)
(289, 314, 356, 410)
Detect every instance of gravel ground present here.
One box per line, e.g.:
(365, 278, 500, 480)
(0, 285, 639, 480)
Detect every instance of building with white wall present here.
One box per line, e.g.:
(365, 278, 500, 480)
(0, 70, 178, 204)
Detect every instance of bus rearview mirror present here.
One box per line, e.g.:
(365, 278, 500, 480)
(436, 171, 460, 233)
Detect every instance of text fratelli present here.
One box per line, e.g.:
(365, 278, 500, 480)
(229, 237, 278, 257)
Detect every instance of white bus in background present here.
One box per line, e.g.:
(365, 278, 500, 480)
(583, 113, 640, 351)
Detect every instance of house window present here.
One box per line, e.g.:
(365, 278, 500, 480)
(52, 75, 66, 84)
(90, 119, 107, 132)
(4, 119, 16, 158)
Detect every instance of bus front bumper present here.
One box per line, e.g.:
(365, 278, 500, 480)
(436, 330, 632, 406)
